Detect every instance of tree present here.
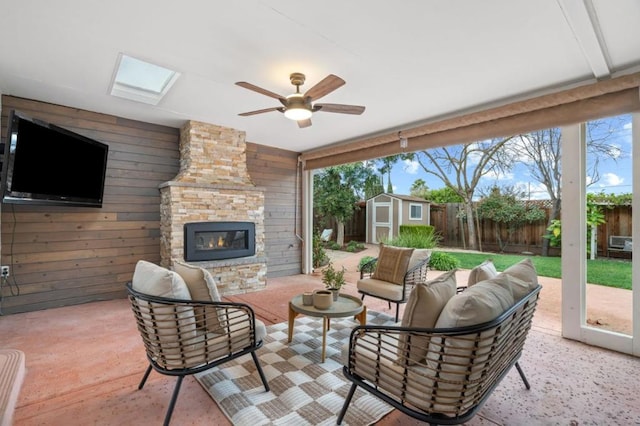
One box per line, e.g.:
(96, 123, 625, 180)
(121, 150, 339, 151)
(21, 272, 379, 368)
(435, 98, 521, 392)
(476, 186, 546, 252)
(428, 186, 464, 203)
(314, 163, 374, 246)
(409, 179, 429, 199)
(543, 200, 606, 259)
(413, 137, 514, 250)
(363, 173, 384, 200)
(514, 118, 625, 256)
(376, 154, 415, 194)
(377, 155, 402, 193)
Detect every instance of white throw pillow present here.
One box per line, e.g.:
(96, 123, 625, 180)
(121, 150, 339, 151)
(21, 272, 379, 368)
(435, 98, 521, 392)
(501, 258, 538, 301)
(467, 259, 498, 287)
(132, 260, 191, 300)
(407, 249, 432, 271)
(435, 274, 515, 329)
(131, 260, 197, 369)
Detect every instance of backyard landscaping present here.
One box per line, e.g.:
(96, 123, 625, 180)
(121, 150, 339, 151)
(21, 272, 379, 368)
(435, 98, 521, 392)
(438, 250, 632, 290)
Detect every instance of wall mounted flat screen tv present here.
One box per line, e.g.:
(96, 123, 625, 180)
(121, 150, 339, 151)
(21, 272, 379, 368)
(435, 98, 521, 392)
(2, 110, 109, 208)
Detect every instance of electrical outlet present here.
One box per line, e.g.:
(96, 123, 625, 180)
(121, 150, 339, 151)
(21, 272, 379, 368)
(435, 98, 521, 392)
(1, 266, 9, 277)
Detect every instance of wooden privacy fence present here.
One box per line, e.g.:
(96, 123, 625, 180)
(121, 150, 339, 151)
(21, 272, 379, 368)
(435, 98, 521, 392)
(430, 202, 632, 257)
(318, 201, 367, 243)
(317, 201, 631, 257)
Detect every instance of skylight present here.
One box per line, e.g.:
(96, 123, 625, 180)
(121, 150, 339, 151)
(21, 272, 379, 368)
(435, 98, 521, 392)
(110, 54, 180, 105)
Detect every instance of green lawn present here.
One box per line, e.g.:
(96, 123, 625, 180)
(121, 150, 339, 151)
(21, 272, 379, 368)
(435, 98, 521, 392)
(440, 251, 632, 290)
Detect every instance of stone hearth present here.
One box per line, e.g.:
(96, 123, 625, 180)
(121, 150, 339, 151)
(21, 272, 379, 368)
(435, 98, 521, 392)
(159, 121, 267, 295)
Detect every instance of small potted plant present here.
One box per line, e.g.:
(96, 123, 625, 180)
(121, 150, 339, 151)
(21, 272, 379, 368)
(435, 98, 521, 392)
(322, 261, 346, 301)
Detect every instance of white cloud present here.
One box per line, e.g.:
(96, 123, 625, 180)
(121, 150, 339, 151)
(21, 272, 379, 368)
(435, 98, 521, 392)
(402, 159, 419, 174)
(483, 169, 514, 180)
(599, 173, 623, 187)
(607, 145, 622, 159)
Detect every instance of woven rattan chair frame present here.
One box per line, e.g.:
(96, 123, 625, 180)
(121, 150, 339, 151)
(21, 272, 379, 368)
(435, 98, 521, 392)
(358, 254, 431, 321)
(126, 282, 270, 426)
(338, 284, 541, 425)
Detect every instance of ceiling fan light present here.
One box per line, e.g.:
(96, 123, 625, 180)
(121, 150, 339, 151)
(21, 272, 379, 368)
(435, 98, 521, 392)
(284, 107, 312, 121)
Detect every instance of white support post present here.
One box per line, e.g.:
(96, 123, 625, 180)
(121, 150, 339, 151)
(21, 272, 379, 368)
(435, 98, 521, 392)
(301, 167, 314, 274)
(561, 123, 586, 340)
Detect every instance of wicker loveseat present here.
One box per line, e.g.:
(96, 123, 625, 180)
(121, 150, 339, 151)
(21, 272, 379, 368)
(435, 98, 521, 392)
(339, 259, 541, 425)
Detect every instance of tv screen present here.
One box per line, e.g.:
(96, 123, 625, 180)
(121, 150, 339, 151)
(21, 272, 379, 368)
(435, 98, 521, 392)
(2, 110, 109, 208)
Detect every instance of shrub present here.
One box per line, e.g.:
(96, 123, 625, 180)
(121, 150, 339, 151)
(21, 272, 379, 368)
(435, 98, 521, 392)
(429, 251, 460, 271)
(385, 227, 440, 249)
(328, 241, 341, 250)
(358, 255, 377, 273)
(312, 233, 329, 269)
(399, 224, 434, 237)
(345, 240, 364, 252)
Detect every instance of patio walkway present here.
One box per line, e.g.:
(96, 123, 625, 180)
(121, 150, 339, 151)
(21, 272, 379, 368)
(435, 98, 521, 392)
(320, 244, 633, 335)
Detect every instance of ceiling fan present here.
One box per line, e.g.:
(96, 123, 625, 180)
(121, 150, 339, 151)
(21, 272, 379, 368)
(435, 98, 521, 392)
(235, 72, 365, 128)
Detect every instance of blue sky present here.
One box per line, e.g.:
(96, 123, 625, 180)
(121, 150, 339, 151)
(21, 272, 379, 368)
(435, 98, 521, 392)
(387, 114, 633, 199)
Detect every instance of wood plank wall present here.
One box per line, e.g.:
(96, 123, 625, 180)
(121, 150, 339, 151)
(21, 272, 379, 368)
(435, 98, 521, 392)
(0, 96, 301, 314)
(245, 142, 302, 276)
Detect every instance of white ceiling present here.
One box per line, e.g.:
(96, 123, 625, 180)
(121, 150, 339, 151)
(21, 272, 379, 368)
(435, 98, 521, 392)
(1, 0, 639, 153)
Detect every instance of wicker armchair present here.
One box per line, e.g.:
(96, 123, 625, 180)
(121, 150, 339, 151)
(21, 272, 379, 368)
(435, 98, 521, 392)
(357, 248, 431, 321)
(338, 284, 541, 425)
(126, 261, 269, 426)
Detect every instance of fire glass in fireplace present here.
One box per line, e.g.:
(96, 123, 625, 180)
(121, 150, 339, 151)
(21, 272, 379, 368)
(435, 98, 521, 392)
(184, 221, 255, 261)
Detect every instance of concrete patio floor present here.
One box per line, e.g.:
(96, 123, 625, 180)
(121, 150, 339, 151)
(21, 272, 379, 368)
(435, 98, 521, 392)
(1, 246, 638, 425)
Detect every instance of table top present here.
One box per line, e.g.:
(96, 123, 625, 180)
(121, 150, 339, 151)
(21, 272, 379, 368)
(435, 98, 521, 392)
(290, 293, 364, 318)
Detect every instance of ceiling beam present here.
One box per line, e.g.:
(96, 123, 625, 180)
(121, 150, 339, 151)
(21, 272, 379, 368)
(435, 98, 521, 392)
(557, 0, 611, 79)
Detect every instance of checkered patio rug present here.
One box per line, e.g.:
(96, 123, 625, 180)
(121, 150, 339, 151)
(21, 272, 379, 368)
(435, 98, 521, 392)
(195, 310, 395, 426)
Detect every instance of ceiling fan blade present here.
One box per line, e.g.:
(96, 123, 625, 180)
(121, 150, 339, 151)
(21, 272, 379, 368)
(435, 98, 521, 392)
(314, 103, 365, 115)
(303, 74, 345, 101)
(235, 81, 286, 102)
(238, 107, 283, 116)
(297, 118, 312, 128)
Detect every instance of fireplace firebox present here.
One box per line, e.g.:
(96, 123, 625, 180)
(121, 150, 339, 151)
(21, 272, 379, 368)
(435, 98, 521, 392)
(184, 221, 256, 262)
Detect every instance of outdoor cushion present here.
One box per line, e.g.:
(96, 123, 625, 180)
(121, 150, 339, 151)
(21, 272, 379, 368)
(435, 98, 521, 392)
(407, 248, 432, 271)
(467, 259, 498, 287)
(372, 243, 414, 285)
(356, 277, 405, 301)
(173, 260, 223, 331)
(501, 258, 538, 301)
(398, 269, 457, 364)
(131, 260, 198, 367)
(502, 258, 537, 283)
(427, 274, 516, 409)
(435, 274, 515, 329)
(173, 260, 221, 302)
(132, 260, 192, 300)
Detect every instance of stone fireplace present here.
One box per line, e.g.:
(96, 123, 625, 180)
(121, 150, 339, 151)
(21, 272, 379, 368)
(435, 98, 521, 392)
(159, 121, 267, 295)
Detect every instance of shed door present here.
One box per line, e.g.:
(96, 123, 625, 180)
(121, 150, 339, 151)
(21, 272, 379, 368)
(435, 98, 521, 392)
(373, 202, 391, 243)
